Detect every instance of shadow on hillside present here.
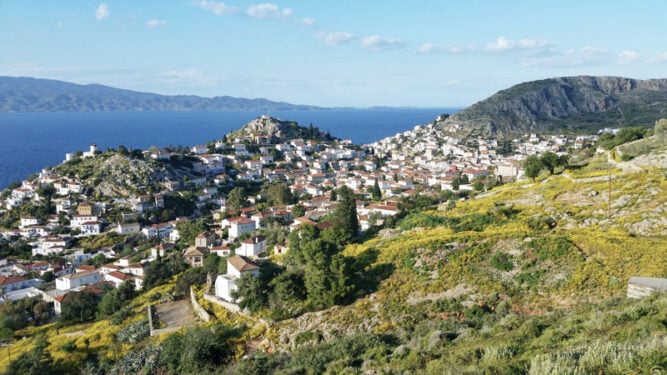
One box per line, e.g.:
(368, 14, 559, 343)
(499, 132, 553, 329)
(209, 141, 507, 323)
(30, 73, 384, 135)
(346, 249, 395, 302)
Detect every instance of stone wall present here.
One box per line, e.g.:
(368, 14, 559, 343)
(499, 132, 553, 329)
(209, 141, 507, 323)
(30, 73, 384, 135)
(190, 286, 210, 322)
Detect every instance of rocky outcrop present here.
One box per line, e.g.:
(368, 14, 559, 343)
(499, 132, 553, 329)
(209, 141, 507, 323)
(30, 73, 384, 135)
(440, 76, 667, 138)
(228, 115, 334, 142)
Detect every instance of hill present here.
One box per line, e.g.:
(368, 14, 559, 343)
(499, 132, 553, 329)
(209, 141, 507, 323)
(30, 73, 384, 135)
(0, 76, 325, 112)
(439, 76, 667, 138)
(3, 150, 666, 373)
(226, 115, 336, 143)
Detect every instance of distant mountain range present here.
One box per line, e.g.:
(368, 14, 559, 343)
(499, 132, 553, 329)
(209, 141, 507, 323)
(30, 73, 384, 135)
(0, 76, 326, 112)
(439, 76, 667, 138)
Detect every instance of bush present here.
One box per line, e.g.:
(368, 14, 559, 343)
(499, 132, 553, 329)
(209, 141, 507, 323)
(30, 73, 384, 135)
(116, 319, 150, 344)
(490, 252, 513, 271)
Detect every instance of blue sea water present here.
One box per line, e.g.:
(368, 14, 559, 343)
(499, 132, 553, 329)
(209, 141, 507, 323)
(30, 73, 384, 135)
(0, 108, 458, 189)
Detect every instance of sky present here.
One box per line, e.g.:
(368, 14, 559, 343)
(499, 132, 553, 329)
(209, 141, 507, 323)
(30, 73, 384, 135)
(1, 0, 667, 107)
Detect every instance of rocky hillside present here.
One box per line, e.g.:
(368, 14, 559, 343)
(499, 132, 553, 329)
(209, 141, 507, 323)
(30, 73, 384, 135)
(439, 76, 667, 138)
(227, 115, 335, 142)
(0, 76, 324, 112)
(54, 152, 183, 197)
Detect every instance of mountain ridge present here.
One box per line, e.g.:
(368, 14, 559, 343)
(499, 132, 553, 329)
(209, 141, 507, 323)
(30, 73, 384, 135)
(438, 75, 667, 138)
(0, 76, 327, 112)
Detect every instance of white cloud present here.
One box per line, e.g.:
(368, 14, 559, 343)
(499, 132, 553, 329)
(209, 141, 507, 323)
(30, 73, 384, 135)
(485, 37, 549, 51)
(164, 68, 204, 81)
(95, 3, 109, 21)
(419, 37, 549, 54)
(320, 31, 354, 46)
(486, 36, 512, 51)
(146, 19, 167, 28)
(194, 1, 238, 16)
(522, 46, 611, 67)
(360, 35, 404, 51)
(301, 17, 315, 26)
(417, 43, 474, 54)
(617, 50, 639, 65)
(648, 52, 667, 64)
(246, 3, 293, 19)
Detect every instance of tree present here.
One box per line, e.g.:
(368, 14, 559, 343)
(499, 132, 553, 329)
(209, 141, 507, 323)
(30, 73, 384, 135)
(451, 178, 460, 191)
(39, 271, 55, 282)
(264, 182, 294, 206)
(523, 155, 542, 181)
(268, 269, 306, 316)
(331, 186, 358, 244)
(234, 272, 266, 313)
(227, 187, 247, 210)
(60, 291, 99, 324)
(291, 204, 305, 218)
(158, 324, 236, 373)
(540, 151, 560, 175)
(369, 179, 382, 201)
(175, 219, 207, 246)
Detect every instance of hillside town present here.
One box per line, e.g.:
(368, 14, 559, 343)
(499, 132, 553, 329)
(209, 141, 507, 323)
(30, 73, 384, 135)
(0, 115, 601, 315)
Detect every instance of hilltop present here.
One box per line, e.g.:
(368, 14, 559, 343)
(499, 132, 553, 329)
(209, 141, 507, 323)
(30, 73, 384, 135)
(0, 76, 325, 112)
(438, 76, 667, 139)
(226, 115, 336, 143)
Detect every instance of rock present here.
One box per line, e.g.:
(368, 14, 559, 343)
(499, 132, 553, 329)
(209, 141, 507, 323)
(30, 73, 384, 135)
(393, 345, 409, 357)
(428, 330, 443, 348)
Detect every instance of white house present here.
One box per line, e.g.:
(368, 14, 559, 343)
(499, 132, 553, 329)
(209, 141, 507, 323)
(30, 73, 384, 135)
(226, 217, 256, 239)
(141, 222, 173, 239)
(210, 245, 231, 257)
(71, 215, 98, 227)
(55, 270, 100, 291)
(104, 271, 136, 289)
(214, 256, 260, 302)
(20, 217, 39, 228)
(192, 144, 208, 154)
(236, 236, 266, 258)
(79, 221, 102, 236)
(117, 222, 141, 235)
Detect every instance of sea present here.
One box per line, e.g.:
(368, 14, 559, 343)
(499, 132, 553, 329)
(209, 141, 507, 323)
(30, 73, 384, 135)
(0, 108, 459, 190)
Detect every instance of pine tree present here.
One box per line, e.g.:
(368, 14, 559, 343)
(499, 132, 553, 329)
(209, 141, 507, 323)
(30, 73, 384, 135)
(333, 186, 358, 243)
(371, 179, 382, 200)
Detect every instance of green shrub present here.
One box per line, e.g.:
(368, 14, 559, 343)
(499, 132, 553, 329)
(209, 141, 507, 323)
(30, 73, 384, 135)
(490, 252, 514, 271)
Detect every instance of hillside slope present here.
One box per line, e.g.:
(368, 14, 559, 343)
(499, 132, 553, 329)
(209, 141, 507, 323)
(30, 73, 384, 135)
(0, 76, 324, 112)
(439, 76, 667, 138)
(3, 151, 666, 374)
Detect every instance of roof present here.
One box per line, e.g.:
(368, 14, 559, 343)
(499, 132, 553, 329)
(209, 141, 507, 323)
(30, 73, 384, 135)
(227, 255, 260, 273)
(183, 247, 205, 257)
(108, 271, 132, 281)
(242, 235, 266, 244)
(196, 231, 213, 238)
(229, 217, 254, 225)
(62, 270, 98, 280)
(0, 276, 26, 286)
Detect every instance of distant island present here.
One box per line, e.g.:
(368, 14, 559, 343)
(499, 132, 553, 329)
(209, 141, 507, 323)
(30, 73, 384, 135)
(0, 76, 330, 112)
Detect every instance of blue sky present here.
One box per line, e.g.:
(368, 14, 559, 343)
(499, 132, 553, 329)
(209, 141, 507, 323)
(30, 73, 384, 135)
(1, 0, 666, 107)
